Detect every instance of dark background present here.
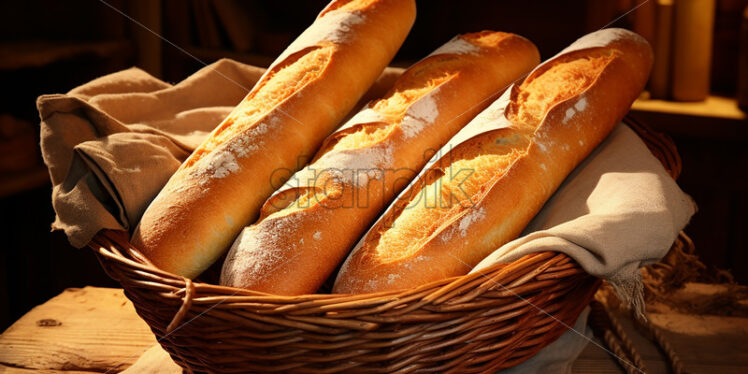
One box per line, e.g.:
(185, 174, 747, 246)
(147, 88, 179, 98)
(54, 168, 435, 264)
(1, 0, 746, 331)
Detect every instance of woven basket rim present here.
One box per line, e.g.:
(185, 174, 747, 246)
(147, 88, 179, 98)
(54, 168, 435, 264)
(84, 115, 681, 373)
(91, 231, 571, 301)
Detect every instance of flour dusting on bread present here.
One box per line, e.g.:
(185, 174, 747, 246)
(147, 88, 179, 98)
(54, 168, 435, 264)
(458, 207, 486, 237)
(225, 213, 304, 284)
(400, 91, 440, 138)
(274, 10, 365, 64)
(210, 151, 240, 178)
(191, 119, 273, 181)
(563, 97, 588, 124)
(313, 145, 393, 187)
(429, 36, 481, 56)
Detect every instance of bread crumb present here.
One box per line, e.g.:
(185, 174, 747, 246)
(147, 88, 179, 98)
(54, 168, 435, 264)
(313, 231, 322, 241)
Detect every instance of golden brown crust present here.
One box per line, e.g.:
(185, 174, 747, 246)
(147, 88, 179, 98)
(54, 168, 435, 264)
(333, 28, 653, 294)
(131, 0, 416, 278)
(220, 32, 540, 295)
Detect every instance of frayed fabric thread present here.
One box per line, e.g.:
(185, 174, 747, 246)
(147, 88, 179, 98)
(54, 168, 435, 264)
(609, 271, 647, 321)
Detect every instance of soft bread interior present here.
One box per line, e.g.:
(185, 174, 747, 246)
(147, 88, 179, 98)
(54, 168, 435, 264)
(266, 185, 336, 218)
(375, 133, 530, 262)
(461, 31, 514, 48)
(506, 49, 615, 126)
(328, 55, 462, 152)
(331, 123, 394, 152)
(369, 49, 617, 263)
(183, 46, 334, 169)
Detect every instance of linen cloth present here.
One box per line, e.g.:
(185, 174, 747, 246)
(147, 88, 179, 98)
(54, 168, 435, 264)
(38, 59, 695, 373)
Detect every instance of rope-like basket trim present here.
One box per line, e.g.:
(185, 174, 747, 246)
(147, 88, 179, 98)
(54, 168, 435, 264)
(89, 116, 680, 373)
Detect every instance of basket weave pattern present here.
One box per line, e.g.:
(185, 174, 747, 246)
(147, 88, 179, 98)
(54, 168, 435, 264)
(89, 117, 681, 373)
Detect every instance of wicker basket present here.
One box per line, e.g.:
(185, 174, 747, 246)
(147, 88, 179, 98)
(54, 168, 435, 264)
(89, 117, 681, 373)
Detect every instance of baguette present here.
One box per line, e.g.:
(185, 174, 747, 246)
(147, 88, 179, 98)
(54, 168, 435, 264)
(333, 28, 653, 294)
(220, 32, 540, 295)
(131, 0, 415, 278)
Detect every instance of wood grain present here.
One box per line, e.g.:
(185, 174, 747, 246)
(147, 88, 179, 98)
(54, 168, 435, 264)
(0, 287, 155, 372)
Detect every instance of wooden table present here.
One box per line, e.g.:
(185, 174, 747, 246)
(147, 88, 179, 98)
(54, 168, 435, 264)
(1, 286, 746, 373)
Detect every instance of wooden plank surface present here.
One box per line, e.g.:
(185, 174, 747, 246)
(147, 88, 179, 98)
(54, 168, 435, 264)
(0, 287, 156, 373)
(1, 286, 746, 373)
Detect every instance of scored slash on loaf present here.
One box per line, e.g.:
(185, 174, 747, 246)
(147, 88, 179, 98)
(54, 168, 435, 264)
(333, 28, 654, 294)
(131, 0, 416, 278)
(220, 31, 541, 295)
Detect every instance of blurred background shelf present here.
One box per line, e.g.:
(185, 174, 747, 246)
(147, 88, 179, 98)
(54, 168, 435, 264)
(631, 95, 748, 139)
(633, 95, 745, 119)
(182, 45, 274, 69)
(0, 40, 133, 71)
(0, 167, 49, 199)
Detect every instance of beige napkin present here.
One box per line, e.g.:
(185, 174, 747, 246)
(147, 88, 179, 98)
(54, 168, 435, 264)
(38, 59, 401, 248)
(38, 59, 260, 247)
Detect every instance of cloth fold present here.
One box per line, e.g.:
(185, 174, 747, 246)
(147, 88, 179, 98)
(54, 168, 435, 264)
(39, 59, 265, 247)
